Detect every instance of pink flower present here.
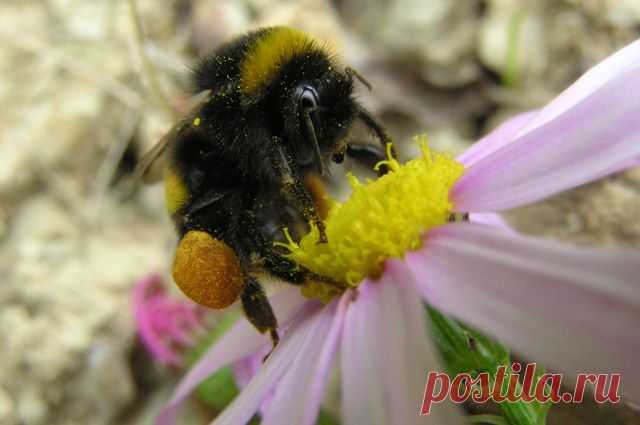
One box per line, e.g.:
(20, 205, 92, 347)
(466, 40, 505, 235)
(156, 40, 640, 424)
(132, 273, 204, 367)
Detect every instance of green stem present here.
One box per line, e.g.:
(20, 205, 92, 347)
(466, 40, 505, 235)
(503, 11, 526, 87)
(470, 414, 510, 425)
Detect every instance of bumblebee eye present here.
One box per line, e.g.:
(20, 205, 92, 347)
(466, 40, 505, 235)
(297, 85, 319, 110)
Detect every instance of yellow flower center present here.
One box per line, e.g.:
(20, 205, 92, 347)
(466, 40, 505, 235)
(277, 135, 465, 302)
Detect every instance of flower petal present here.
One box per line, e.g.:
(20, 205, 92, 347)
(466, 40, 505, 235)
(212, 302, 324, 425)
(342, 265, 465, 425)
(231, 346, 273, 416)
(156, 287, 308, 425)
(409, 223, 640, 402)
(261, 294, 350, 425)
(132, 274, 183, 366)
(516, 39, 640, 138)
(459, 39, 640, 171)
(457, 111, 538, 167)
(383, 261, 467, 425)
(469, 212, 514, 233)
(452, 68, 640, 212)
(341, 279, 387, 425)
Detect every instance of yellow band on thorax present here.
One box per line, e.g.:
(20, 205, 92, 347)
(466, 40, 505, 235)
(240, 27, 324, 94)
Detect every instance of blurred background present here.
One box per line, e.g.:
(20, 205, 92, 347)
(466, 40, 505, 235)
(1, 0, 640, 424)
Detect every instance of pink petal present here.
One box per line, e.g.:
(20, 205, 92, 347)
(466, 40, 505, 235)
(383, 261, 467, 425)
(341, 279, 387, 425)
(132, 274, 200, 366)
(457, 111, 538, 167)
(516, 39, 640, 139)
(458, 40, 640, 171)
(231, 346, 274, 415)
(261, 294, 350, 425)
(341, 267, 465, 425)
(232, 350, 266, 389)
(132, 275, 181, 365)
(609, 157, 640, 175)
(469, 212, 514, 233)
(212, 302, 325, 425)
(452, 67, 640, 212)
(156, 287, 308, 425)
(408, 223, 640, 402)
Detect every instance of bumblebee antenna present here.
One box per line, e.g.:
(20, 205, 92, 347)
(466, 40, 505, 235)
(344, 68, 395, 158)
(356, 105, 394, 149)
(346, 67, 372, 92)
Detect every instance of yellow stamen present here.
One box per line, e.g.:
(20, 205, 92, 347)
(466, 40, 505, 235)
(279, 135, 464, 301)
(273, 227, 299, 250)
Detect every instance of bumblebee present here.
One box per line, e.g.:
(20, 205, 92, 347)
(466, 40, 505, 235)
(137, 27, 392, 345)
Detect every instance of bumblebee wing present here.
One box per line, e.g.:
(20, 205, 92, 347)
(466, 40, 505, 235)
(185, 188, 233, 216)
(135, 133, 170, 184)
(135, 116, 194, 184)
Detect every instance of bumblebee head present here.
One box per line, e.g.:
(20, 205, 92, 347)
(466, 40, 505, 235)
(281, 68, 356, 176)
(239, 27, 357, 175)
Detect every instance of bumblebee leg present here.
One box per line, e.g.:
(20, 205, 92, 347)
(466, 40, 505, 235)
(355, 105, 397, 171)
(264, 250, 342, 289)
(357, 106, 392, 146)
(448, 212, 470, 223)
(270, 136, 328, 243)
(172, 230, 281, 349)
(241, 276, 279, 347)
(287, 178, 328, 243)
(263, 251, 306, 284)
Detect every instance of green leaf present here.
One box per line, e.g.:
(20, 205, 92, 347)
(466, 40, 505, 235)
(427, 307, 552, 425)
(470, 414, 509, 425)
(193, 366, 240, 411)
(316, 408, 341, 425)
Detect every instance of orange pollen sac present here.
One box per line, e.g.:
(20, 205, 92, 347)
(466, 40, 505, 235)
(172, 230, 245, 309)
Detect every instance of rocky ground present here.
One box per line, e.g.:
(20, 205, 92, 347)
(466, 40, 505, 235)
(0, 1, 639, 424)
